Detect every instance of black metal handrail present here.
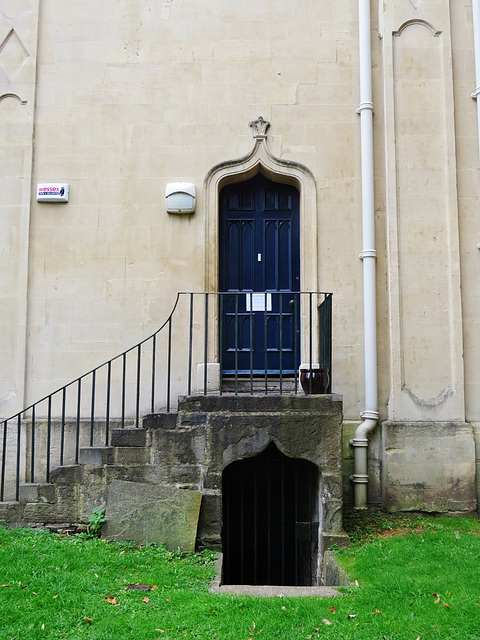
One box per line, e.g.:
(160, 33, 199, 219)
(0, 291, 332, 501)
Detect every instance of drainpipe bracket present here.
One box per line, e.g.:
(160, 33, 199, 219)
(350, 473, 369, 484)
(359, 249, 377, 260)
(472, 87, 480, 99)
(356, 101, 374, 114)
(360, 410, 379, 420)
(349, 437, 368, 448)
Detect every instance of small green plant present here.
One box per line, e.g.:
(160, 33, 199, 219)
(86, 506, 106, 538)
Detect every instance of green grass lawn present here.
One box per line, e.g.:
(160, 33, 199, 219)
(1, 512, 479, 640)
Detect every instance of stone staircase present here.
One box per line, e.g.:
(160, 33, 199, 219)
(0, 393, 348, 566)
(0, 423, 153, 534)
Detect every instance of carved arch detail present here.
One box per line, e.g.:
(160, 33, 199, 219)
(0, 92, 27, 104)
(203, 124, 318, 295)
(393, 19, 442, 38)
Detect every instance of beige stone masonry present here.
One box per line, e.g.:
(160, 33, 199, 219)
(380, 0, 465, 421)
(0, 0, 39, 417)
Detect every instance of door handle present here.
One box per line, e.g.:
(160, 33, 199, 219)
(289, 299, 296, 308)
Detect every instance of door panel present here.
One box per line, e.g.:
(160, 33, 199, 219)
(219, 174, 300, 374)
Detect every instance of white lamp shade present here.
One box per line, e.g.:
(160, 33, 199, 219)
(165, 182, 196, 213)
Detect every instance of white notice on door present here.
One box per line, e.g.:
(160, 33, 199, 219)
(246, 292, 272, 312)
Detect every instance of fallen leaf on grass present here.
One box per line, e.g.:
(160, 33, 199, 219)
(105, 596, 117, 605)
(53, 594, 58, 599)
(142, 597, 150, 604)
(347, 614, 356, 619)
(442, 602, 451, 609)
(84, 616, 93, 624)
(151, 584, 159, 590)
(373, 609, 383, 614)
(1, 584, 10, 588)
(155, 630, 165, 634)
(322, 619, 332, 625)
(329, 606, 336, 613)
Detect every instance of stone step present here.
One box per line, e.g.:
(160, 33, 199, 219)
(143, 413, 178, 430)
(49, 464, 83, 485)
(18, 483, 55, 504)
(110, 427, 148, 447)
(177, 393, 341, 414)
(79, 446, 114, 465)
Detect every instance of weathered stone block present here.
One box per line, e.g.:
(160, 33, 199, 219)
(196, 492, 222, 550)
(49, 465, 83, 485)
(114, 447, 149, 465)
(56, 485, 79, 521)
(322, 499, 343, 534)
(0, 502, 23, 525)
(19, 483, 42, 503)
(321, 550, 352, 586)
(103, 480, 202, 551)
(79, 447, 114, 465)
(110, 428, 147, 448)
(383, 422, 477, 512)
(143, 413, 178, 430)
(179, 414, 207, 426)
(19, 483, 56, 504)
(23, 502, 57, 524)
(169, 464, 201, 485)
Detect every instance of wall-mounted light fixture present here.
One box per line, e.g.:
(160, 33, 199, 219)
(165, 182, 196, 214)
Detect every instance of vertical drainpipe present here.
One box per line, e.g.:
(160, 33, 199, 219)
(473, 0, 480, 251)
(350, 0, 379, 509)
(472, 0, 480, 166)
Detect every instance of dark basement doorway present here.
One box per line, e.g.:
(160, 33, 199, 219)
(222, 442, 319, 586)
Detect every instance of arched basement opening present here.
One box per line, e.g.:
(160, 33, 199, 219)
(222, 442, 319, 586)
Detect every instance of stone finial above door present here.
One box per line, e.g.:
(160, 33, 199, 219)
(249, 116, 270, 139)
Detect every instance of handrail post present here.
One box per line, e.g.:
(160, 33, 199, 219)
(204, 293, 209, 395)
(188, 293, 194, 396)
(151, 334, 157, 414)
(166, 317, 172, 412)
(46, 396, 52, 481)
(60, 387, 66, 464)
(1, 420, 7, 501)
(219, 294, 224, 395)
(135, 345, 141, 428)
(90, 370, 96, 446)
(30, 406, 35, 482)
(106, 362, 111, 445)
(16, 415, 21, 501)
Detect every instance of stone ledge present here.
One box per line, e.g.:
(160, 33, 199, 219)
(110, 428, 147, 447)
(178, 394, 343, 414)
(79, 447, 114, 465)
(19, 483, 56, 504)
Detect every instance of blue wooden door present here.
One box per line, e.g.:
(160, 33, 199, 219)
(219, 174, 300, 374)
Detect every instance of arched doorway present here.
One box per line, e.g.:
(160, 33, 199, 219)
(219, 173, 301, 374)
(222, 442, 319, 586)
